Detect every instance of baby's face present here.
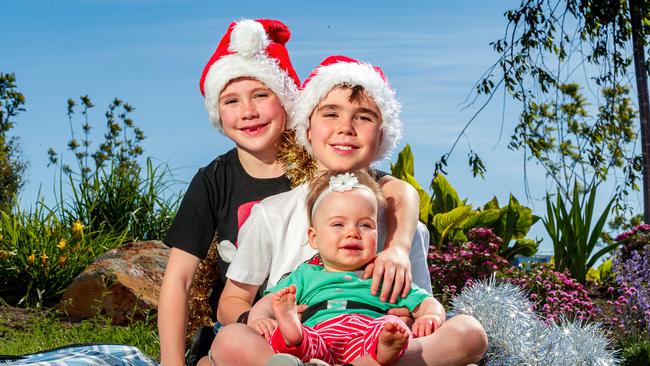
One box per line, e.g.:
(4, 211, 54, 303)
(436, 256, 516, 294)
(307, 189, 378, 272)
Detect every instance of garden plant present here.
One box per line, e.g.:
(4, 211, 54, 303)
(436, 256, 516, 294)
(391, 144, 540, 258)
(0, 95, 181, 309)
(543, 182, 618, 284)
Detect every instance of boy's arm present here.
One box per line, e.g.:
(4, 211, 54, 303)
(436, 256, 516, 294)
(411, 297, 446, 338)
(364, 175, 420, 303)
(217, 279, 260, 325)
(158, 248, 201, 366)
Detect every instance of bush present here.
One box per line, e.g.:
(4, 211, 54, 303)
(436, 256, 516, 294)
(498, 262, 597, 323)
(0, 72, 27, 213)
(0, 96, 181, 307)
(390, 145, 540, 259)
(47, 96, 180, 242)
(0, 202, 126, 307)
(428, 228, 511, 304)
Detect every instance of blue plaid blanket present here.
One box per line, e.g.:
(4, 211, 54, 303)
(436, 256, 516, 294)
(0, 344, 158, 365)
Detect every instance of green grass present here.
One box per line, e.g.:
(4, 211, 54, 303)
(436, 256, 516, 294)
(0, 308, 159, 361)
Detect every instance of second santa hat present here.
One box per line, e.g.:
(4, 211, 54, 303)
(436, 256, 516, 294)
(199, 19, 301, 133)
(293, 55, 402, 161)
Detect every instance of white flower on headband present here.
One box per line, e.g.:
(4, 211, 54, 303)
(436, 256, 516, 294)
(329, 173, 359, 192)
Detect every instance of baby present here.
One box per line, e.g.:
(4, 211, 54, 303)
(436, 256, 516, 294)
(248, 170, 445, 365)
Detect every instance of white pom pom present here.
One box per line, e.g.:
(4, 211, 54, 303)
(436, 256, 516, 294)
(229, 19, 269, 58)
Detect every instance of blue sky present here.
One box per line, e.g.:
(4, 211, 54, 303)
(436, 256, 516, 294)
(2, 0, 638, 253)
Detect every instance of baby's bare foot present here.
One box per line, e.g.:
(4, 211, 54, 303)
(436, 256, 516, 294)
(376, 322, 409, 365)
(272, 284, 303, 346)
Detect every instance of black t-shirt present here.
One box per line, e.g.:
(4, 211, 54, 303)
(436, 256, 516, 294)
(164, 148, 292, 282)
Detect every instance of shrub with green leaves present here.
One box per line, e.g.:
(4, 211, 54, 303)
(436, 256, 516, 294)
(0, 202, 126, 307)
(0, 72, 27, 213)
(0, 96, 181, 307)
(391, 144, 539, 259)
(47, 96, 180, 242)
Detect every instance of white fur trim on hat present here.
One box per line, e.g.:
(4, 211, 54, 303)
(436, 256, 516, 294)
(204, 53, 299, 132)
(293, 62, 402, 161)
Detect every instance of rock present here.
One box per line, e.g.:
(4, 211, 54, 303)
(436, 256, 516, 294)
(59, 240, 169, 325)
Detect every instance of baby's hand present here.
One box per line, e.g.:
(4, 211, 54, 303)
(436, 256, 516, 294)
(247, 317, 278, 340)
(411, 314, 442, 338)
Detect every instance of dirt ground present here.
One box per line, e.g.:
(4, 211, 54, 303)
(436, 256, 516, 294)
(0, 306, 39, 330)
(0, 306, 80, 331)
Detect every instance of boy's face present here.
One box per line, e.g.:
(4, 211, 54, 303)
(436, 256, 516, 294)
(307, 87, 383, 172)
(219, 78, 286, 156)
(307, 189, 378, 272)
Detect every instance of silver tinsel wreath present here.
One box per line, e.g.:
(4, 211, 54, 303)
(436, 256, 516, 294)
(451, 277, 618, 366)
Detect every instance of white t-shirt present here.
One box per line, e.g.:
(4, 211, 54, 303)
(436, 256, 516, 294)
(227, 183, 432, 292)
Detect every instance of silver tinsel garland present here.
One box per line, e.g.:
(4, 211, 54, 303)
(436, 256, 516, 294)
(451, 277, 618, 366)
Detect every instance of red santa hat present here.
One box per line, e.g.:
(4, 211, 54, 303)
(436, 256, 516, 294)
(199, 19, 301, 132)
(293, 55, 402, 161)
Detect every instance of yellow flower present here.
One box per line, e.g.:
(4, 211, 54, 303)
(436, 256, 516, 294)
(0, 233, 3, 241)
(72, 220, 84, 235)
(57, 238, 67, 250)
(41, 253, 48, 265)
(59, 256, 67, 265)
(27, 252, 35, 265)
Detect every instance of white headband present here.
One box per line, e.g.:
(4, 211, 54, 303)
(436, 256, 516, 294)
(310, 173, 375, 219)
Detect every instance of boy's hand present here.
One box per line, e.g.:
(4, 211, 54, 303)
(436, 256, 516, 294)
(411, 314, 443, 338)
(363, 246, 412, 303)
(247, 317, 278, 340)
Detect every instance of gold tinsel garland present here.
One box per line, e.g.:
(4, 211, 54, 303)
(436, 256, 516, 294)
(185, 129, 316, 342)
(277, 129, 318, 188)
(185, 235, 220, 344)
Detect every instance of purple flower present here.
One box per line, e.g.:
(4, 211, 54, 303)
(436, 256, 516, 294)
(608, 228, 650, 335)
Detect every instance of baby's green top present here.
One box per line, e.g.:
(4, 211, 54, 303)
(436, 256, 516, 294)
(265, 263, 431, 327)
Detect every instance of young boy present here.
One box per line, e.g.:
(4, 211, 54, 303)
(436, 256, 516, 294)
(215, 54, 428, 330)
(158, 18, 301, 366)
(211, 56, 486, 366)
(249, 171, 445, 366)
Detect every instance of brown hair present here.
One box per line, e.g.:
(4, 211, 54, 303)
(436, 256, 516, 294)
(346, 84, 367, 104)
(305, 169, 385, 225)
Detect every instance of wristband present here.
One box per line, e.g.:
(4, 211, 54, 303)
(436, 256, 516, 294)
(236, 310, 250, 324)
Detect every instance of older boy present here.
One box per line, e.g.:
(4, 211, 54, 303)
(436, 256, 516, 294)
(211, 56, 487, 366)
